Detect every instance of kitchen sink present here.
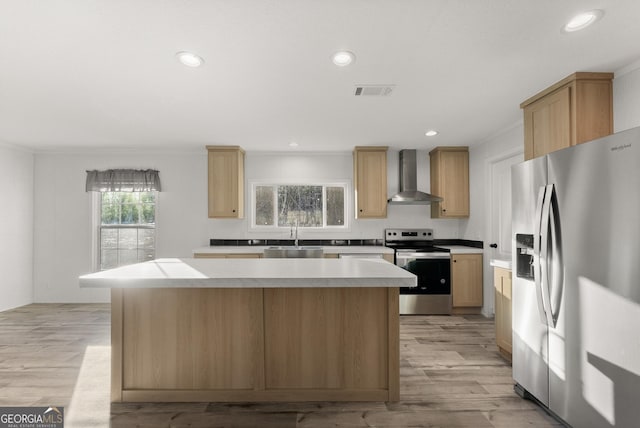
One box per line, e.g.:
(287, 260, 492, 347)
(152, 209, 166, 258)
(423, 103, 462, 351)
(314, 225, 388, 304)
(263, 246, 324, 258)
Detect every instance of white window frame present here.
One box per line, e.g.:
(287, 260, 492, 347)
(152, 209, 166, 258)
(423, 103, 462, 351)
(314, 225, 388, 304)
(249, 180, 351, 231)
(92, 191, 158, 271)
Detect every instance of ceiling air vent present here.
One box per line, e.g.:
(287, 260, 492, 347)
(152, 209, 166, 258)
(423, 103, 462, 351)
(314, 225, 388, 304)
(354, 85, 395, 96)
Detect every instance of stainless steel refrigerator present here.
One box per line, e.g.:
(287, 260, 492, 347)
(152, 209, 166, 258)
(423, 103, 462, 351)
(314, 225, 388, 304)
(511, 126, 640, 428)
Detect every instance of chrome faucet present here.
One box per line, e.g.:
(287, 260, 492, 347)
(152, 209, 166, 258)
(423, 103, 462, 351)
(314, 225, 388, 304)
(290, 219, 299, 247)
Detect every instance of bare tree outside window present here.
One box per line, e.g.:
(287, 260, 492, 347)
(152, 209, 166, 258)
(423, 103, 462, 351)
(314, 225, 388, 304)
(326, 187, 345, 226)
(255, 186, 274, 226)
(278, 185, 323, 227)
(100, 191, 156, 270)
(253, 183, 347, 229)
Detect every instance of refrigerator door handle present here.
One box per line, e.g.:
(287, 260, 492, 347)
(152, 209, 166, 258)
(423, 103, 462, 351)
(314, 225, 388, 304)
(533, 185, 549, 325)
(547, 184, 563, 327)
(540, 184, 558, 328)
(539, 185, 554, 327)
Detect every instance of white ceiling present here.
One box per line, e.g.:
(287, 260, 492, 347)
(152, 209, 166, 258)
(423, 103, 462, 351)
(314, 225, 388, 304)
(1, 0, 640, 152)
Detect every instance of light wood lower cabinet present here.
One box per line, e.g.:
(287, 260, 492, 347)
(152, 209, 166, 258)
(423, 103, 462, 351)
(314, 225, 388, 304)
(494, 267, 512, 360)
(264, 288, 389, 390)
(121, 288, 263, 391)
(111, 287, 399, 402)
(451, 254, 483, 309)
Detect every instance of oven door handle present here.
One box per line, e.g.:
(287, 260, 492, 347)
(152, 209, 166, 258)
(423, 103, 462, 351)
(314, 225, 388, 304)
(395, 252, 451, 260)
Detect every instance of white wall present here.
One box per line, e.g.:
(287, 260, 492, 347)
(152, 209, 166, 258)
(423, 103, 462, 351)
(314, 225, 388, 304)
(31, 58, 640, 305)
(460, 125, 524, 316)
(208, 149, 461, 240)
(459, 56, 640, 317)
(0, 144, 34, 311)
(614, 59, 640, 132)
(33, 148, 461, 303)
(33, 151, 210, 303)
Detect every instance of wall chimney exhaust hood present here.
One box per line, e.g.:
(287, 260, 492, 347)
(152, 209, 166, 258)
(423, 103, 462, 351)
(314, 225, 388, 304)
(388, 149, 442, 205)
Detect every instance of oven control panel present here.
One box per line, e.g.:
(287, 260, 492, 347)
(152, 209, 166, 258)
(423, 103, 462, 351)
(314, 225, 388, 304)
(385, 228, 433, 243)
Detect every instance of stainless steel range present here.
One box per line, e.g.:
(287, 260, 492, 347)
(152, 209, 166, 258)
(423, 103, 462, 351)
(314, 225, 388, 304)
(385, 228, 451, 315)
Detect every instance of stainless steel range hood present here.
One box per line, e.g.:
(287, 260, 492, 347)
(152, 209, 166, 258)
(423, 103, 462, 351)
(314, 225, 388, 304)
(388, 149, 442, 205)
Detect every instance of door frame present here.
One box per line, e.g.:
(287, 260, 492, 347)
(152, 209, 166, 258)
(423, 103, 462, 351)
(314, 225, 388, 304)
(484, 148, 523, 316)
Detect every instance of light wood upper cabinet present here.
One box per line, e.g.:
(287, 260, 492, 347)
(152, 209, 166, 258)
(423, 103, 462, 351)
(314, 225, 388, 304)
(354, 146, 388, 219)
(451, 254, 483, 308)
(429, 146, 469, 218)
(521, 72, 613, 161)
(207, 146, 245, 218)
(494, 267, 512, 359)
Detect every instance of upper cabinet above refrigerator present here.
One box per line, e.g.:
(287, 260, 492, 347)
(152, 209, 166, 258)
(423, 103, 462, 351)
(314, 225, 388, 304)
(520, 72, 613, 161)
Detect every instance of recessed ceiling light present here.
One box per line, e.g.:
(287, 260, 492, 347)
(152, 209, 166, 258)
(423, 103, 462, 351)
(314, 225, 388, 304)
(176, 51, 204, 67)
(563, 10, 604, 33)
(289, 141, 299, 148)
(425, 130, 439, 137)
(332, 51, 355, 67)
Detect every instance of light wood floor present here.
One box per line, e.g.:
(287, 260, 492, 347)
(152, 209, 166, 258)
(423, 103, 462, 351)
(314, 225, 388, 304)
(0, 304, 562, 427)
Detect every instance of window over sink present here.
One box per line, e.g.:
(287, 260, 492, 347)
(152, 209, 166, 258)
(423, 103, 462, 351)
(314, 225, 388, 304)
(250, 182, 349, 230)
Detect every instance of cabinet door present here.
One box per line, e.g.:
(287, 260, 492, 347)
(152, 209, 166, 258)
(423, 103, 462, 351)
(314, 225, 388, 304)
(521, 72, 613, 161)
(354, 147, 387, 218)
(494, 269, 504, 347)
(523, 86, 571, 160)
(451, 254, 483, 307)
(430, 147, 469, 218)
(439, 150, 469, 217)
(208, 147, 244, 218)
(121, 288, 263, 390)
(574, 79, 613, 145)
(494, 268, 512, 355)
(501, 270, 512, 353)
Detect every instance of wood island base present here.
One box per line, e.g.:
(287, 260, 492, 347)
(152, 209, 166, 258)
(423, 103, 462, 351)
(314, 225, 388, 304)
(111, 286, 400, 403)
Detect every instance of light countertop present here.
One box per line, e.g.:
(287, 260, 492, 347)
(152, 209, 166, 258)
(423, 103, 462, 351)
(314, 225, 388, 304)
(193, 245, 486, 255)
(79, 257, 416, 289)
(192, 245, 394, 255)
(490, 258, 512, 269)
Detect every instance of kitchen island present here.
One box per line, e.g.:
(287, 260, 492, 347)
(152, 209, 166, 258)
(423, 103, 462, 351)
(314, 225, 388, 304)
(79, 258, 415, 403)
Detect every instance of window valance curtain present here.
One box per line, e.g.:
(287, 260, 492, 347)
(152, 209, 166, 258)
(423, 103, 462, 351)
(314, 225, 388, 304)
(85, 169, 161, 192)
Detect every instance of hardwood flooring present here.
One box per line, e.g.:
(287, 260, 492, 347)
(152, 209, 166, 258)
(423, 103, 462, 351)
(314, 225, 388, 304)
(0, 304, 562, 427)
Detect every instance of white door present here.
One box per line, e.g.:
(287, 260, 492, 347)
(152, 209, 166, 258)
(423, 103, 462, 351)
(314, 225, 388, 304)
(489, 152, 523, 260)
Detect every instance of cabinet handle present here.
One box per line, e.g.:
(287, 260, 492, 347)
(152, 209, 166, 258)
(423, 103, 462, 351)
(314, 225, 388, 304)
(490, 243, 498, 248)
(232, 209, 236, 213)
(442, 208, 447, 213)
(453, 259, 457, 263)
(359, 209, 363, 212)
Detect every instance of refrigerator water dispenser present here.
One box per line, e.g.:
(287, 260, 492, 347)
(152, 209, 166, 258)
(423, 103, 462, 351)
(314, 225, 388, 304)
(516, 234, 534, 279)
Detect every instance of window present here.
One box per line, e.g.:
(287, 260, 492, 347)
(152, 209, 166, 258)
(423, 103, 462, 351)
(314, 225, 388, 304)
(251, 183, 348, 229)
(99, 192, 156, 270)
